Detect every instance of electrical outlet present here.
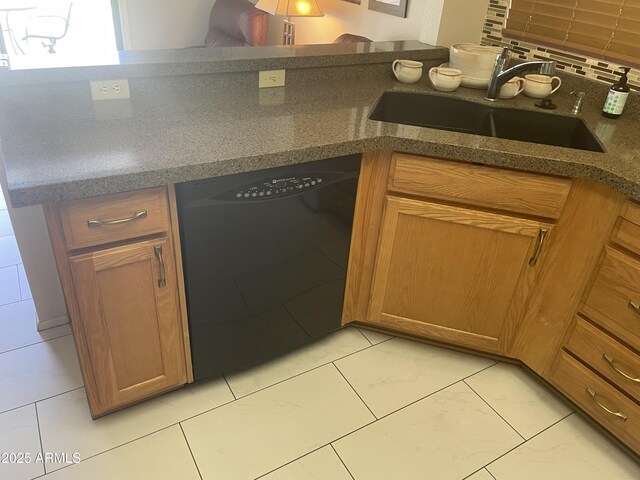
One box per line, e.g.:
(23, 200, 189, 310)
(90, 79, 130, 101)
(259, 70, 286, 88)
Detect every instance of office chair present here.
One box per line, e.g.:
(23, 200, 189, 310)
(23, 2, 73, 54)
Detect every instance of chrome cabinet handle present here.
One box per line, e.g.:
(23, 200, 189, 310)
(529, 228, 548, 266)
(603, 354, 640, 383)
(87, 210, 147, 228)
(154, 245, 167, 288)
(628, 300, 640, 316)
(586, 388, 627, 421)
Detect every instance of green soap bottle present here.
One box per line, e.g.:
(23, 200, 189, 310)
(602, 67, 631, 119)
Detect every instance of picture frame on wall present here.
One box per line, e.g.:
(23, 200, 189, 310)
(368, 0, 408, 18)
(341, 0, 362, 4)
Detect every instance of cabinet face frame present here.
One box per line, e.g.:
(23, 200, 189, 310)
(366, 196, 553, 354)
(44, 185, 191, 418)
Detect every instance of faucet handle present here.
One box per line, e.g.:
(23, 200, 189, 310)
(570, 91, 586, 114)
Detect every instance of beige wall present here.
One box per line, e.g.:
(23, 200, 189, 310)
(419, 0, 489, 47)
(266, 0, 427, 45)
(118, 0, 489, 50)
(0, 147, 69, 331)
(119, 0, 213, 50)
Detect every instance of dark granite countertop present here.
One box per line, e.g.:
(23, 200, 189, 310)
(1, 43, 639, 207)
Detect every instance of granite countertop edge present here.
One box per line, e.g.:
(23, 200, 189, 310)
(7, 130, 639, 208)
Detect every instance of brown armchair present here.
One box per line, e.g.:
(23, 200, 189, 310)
(205, 0, 270, 47)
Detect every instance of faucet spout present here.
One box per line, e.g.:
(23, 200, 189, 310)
(485, 48, 556, 101)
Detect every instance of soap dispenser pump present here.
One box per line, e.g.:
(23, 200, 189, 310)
(602, 67, 631, 119)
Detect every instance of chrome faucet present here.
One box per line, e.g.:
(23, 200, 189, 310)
(485, 47, 556, 101)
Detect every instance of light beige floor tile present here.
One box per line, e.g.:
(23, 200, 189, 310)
(358, 327, 393, 345)
(465, 362, 572, 439)
(0, 210, 12, 236)
(41, 425, 200, 480)
(466, 469, 496, 480)
(17, 264, 31, 300)
(0, 265, 20, 305)
(488, 414, 640, 480)
(182, 364, 374, 480)
(0, 405, 44, 480)
(261, 445, 353, 480)
(335, 337, 494, 417)
(0, 335, 83, 413)
(226, 327, 371, 397)
(0, 300, 71, 353)
(0, 235, 21, 268)
(333, 382, 523, 480)
(38, 375, 233, 472)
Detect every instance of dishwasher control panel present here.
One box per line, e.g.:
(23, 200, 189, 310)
(234, 175, 325, 199)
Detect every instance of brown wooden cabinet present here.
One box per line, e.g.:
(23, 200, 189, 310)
(549, 200, 640, 454)
(366, 195, 552, 354)
(346, 152, 560, 355)
(45, 186, 191, 418)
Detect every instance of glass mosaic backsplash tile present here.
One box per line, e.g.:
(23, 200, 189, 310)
(481, 0, 639, 91)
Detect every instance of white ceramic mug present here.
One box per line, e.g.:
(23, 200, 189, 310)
(499, 76, 525, 99)
(392, 59, 423, 84)
(523, 74, 562, 98)
(428, 67, 462, 92)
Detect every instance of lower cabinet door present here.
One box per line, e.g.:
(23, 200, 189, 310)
(367, 196, 553, 354)
(69, 237, 187, 416)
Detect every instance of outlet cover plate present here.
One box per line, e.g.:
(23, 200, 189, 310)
(259, 70, 286, 88)
(90, 79, 130, 101)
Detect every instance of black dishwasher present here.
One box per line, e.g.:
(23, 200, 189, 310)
(176, 155, 361, 381)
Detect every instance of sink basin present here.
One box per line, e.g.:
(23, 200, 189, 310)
(369, 91, 605, 153)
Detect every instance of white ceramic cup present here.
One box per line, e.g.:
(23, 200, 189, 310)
(428, 67, 462, 92)
(523, 74, 562, 98)
(392, 59, 423, 84)
(499, 76, 525, 99)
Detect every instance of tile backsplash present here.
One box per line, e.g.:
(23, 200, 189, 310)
(481, 0, 639, 91)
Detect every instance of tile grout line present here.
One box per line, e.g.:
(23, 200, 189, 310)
(486, 468, 498, 480)
(482, 411, 575, 475)
(359, 361, 500, 424)
(0, 385, 85, 417)
(230, 340, 378, 401)
(0, 297, 30, 309)
(33, 424, 183, 477)
(331, 443, 357, 480)
(463, 379, 527, 442)
(220, 372, 237, 400)
(179, 423, 204, 480)
(0, 332, 73, 357)
(33, 402, 46, 476)
(253, 444, 330, 479)
(355, 327, 375, 346)
(16, 263, 24, 299)
(331, 362, 378, 420)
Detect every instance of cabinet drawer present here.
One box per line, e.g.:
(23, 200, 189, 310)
(389, 153, 572, 219)
(611, 202, 640, 256)
(551, 350, 640, 453)
(59, 187, 169, 250)
(565, 316, 640, 402)
(582, 246, 640, 349)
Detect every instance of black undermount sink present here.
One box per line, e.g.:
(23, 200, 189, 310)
(370, 91, 605, 153)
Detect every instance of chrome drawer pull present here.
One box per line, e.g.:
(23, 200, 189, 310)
(603, 354, 640, 383)
(586, 388, 628, 421)
(154, 245, 167, 288)
(528, 228, 548, 266)
(87, 210, 147, 228)
(629, 300, 640, 316)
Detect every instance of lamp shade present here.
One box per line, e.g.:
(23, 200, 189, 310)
(255, 0, 324, 17)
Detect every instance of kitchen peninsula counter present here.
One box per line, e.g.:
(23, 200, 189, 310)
(1, 40, 639, 207)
